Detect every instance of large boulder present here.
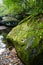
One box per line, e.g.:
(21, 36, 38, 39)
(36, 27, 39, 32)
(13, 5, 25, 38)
(7, 16, 43, 65)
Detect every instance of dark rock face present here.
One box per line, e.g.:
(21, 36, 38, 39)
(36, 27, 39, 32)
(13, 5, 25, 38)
(1, 20, 18, 27)
(7, 16, 43, 65)
(0, 17, 2, 21)
(0, 16, 19, 27)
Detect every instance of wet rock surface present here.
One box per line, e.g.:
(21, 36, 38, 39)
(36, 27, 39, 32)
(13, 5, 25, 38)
(0, 16, 19, 27)
(0, 26, 7, 30)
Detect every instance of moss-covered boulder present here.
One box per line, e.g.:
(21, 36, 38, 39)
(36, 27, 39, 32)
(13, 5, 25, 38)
(7, 16, 43, 65)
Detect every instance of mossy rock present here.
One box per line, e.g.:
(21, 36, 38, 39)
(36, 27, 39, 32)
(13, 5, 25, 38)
(7, 16, 43, 65)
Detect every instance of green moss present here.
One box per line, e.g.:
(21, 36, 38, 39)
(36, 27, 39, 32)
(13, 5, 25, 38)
(7, 16, 43, 65)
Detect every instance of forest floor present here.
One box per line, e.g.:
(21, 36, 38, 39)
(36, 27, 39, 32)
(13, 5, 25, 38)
(0, 47, 24, 65)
